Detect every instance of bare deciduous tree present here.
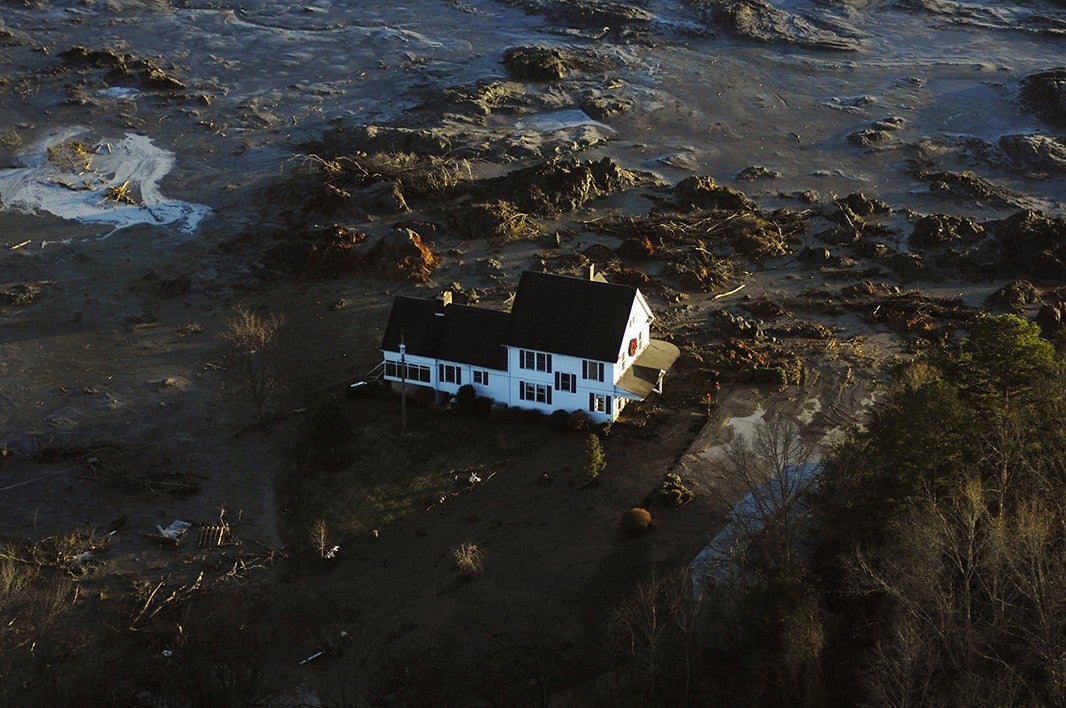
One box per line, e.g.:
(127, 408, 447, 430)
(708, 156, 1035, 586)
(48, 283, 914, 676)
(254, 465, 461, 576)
(606, 571, 705, 705)
(219, 305, 285, 424)
(720, 417, 820, 575)
(309, 518, 328, 559)
(847, 478, 1065, 705)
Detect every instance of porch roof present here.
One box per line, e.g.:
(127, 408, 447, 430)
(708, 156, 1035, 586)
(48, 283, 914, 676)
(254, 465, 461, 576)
(615, 339, 680, 399)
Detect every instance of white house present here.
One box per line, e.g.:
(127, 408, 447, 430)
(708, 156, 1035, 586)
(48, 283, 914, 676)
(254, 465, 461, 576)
(379, 269, 680, 423)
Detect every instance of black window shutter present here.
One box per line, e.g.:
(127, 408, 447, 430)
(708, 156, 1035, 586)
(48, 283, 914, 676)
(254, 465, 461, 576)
(547, 387, 552, 405)
(582, 360, 587, 378)
(589, 392, 594, 411)
(606, 396, 612, 413)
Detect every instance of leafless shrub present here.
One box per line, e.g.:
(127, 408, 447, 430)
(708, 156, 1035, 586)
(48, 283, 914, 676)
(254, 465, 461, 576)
(452, 543, 484, 574)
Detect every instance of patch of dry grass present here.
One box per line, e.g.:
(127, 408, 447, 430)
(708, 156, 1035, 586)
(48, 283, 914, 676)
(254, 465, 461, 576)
(0, 127, 23, 153)
(47, 140, 95, 172)
(451, 543, 484, 574)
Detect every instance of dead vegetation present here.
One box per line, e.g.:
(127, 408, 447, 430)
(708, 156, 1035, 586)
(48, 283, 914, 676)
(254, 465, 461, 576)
(452, 543, 485, 574)
(0, 126, 25, 154)
(502, 45, 570, 81)
(0, 282, 45, 307)
(0, 529, 109, 576)
(450, 200, 536, 241)
(293, 151, 471, 218)
(31, 438, 202, 495)
(46, 139, 95, 172)
(104, 179, 137, 205)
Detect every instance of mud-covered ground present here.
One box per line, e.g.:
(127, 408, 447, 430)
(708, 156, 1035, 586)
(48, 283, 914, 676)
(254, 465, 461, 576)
(0, 0, 1063, 701)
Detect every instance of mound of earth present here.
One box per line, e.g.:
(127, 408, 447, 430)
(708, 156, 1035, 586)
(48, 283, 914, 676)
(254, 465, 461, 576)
(480, 157, 656, 217)
(1035, 299, 1066, 343)
(993, 210, 1066, 279)
(412, 80, 535, 125)
(986, 280, 1041, 309)
(849, 117, 905, 147)
(59, 45, 186, 91)
(502, 46, 570, 82)
(1020, 68, 1066, 127)
(314, 125, 454, 158)
(690, 0, 862, 51)
(365, 228, 439, 282)
(999, 134, 1066, 174)
(912, 168, 1026, 209)
(502, 0, 653, 30)
(910, 214, 985, 247)
(263, 225, 367, 278)
(673, 175, 754, 212)
(735, 165, 780, 182)
(449, 201, 536, 241)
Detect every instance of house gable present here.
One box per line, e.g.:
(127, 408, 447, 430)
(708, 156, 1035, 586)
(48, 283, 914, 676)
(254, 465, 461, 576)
(504, 271, 638, 362)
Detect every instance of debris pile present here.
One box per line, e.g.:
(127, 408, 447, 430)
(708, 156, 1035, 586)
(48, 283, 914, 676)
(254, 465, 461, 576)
(59, 45, 186, 91)
(502, 46, 570, 81)
(482, 157, 656, 216)
(673, 175, 753, 212)
(364, 227, 439, 282)
(992, 210, 1066, 278)
(1020, 68, 1066, 127)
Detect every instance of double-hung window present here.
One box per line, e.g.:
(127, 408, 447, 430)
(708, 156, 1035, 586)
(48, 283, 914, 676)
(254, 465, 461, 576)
(589, 393, 612, 413)
(554, 372, 576, 392)
(519, 350, 552, 372)
(473, 370, 489, 385)
(582, 360, 604, 382)
(519, 381, 552, 405)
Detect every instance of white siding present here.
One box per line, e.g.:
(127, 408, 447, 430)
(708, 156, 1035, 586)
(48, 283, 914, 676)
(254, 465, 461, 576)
(612, 290, 654, 384)
(382, 351, 507, 401)
(506, 347, 620, 422)
(380, 286, 655, 423)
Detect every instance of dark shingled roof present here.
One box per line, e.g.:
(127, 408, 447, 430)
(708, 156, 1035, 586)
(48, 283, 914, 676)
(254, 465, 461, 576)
(505, 271, 639, 362)
(381, 297, 509, 370)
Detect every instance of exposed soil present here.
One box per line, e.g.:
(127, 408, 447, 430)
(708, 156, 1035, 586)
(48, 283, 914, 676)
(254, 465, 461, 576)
(0, 0, 1063, 702)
